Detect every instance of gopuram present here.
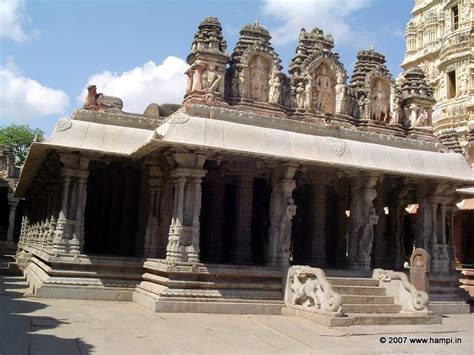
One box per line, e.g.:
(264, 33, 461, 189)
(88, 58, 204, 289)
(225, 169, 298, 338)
(401, 0, 474, 298)
(11, 17, 474, 325)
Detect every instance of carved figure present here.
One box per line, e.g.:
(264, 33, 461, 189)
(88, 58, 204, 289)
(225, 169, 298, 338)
(204, 64, 224, 95)
(83, 85, 123, 111)
(371, 79, 390, 120)
(280, 199, 297, 263)
(414, 109, 430, 127)
(239, 69, 247, 99)
(249, 55, 271, 102)
(314, 64, 334, 113)
(304, 77, 313, 110)
(268, 68, 281, 104)
(190, 61, 206, 92)
(296, 82, 305, 109)
(289, 268, 321, 308)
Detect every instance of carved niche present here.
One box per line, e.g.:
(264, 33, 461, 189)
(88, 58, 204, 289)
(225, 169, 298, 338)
(367, 76, 391, 121)
(227, 21, 284, 106)
(247, 54, 272, 102)
(307, 62, 337, 114)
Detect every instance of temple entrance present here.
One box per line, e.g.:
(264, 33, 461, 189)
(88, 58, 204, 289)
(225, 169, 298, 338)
(292, 182, 313, 265)
(199, 168, 270, 265)
(251, 177, 270, 265)
(84, 161, 141, 256)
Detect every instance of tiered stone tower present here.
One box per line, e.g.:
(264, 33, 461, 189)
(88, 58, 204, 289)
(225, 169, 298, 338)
(350, 48, 400, 134)
(288, 28, 348, 122)
(184, 17, 229, 106)
(401, 0, 474, 154)
(226, 20, 285, 110)
(396, 66, 436, 140)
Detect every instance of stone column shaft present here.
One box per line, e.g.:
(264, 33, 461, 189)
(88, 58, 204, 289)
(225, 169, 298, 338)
(440, 204, 447, 244)
(206, 179, 225, 262)
(6, 197, 19, 242)
(310, 181, 327, 267)
(231, 174, 254, 264)
(348, 174, 378, 271)
(266, 165, 297, 267)
(165, 151, 207, 263)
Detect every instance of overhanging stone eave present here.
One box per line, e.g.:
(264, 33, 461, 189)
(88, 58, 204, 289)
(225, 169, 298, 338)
(132, 137, 474, 186)
(14, 142, 132, 198)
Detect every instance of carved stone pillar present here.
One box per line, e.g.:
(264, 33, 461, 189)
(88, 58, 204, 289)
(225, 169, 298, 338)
(144, 162, 163, 258)
(390, 185, 409, 270)
(373, 188, 387, 268)
(335, 179, 349, 267)
(431, 202, 438, 246)
(205, 170, 225, 262)
(310, 173, 328, 267)
(266, 165, 297, 267)
(231, 173, 255, 264)
(52, 153, 89, 255)
(415, 185, 432, 252)
(6, 196, 19, 243)
(348, 174, 379, 270)
(166, 151, 206, 263)
(440, 204, 447, 245)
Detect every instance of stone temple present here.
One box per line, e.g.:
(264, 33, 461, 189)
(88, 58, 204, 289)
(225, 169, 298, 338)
(401, 0, 474, 298)
(7, 16, 474, 325)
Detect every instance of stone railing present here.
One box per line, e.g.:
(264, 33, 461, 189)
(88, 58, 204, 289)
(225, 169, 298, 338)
(284, 266, 343, 316)
(373, 269, 429, 313)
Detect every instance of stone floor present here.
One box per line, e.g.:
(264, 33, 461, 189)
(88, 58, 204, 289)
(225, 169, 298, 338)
(0, 276, 473, 354)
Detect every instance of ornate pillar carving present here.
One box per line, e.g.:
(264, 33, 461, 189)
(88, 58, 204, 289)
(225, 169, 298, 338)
(415, 184, 458, 278)
(266, 164, 297, 267)
(144, 162, 163, 258)
(348, 173, 379, 270)
(166, 151, 207, 263)
(52, 153, 89, 255)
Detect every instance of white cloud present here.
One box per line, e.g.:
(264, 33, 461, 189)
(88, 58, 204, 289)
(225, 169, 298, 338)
(0, 59, 69, 123)
(261, 0, 373, 46)
(0, 0, 36, 42)
(79, 56, 188, 113)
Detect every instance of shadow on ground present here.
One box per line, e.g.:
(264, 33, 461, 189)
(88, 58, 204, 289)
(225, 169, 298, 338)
(0, 276, 93, 354)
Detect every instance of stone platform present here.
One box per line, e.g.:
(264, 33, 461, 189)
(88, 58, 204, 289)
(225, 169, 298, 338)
(21, 249, 143, 301)
(133, 259, 284, 314)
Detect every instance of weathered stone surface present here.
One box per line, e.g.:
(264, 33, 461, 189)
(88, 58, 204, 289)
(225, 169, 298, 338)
(410, 248, 430, 293)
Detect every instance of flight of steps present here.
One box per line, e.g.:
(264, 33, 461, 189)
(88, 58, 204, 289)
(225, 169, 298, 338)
(0, 255, 21, 276)
(326, 276, 441, 325)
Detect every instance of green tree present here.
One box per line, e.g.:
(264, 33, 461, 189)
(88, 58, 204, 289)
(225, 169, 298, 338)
(0, 124, 44, 166)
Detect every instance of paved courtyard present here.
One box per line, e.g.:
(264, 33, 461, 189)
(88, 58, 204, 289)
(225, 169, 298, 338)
(0, 275, 473, 354)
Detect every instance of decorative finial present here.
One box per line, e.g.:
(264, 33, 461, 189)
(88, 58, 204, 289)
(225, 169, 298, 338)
(369, 45, 374, 51)
(255, 19, 259, 26)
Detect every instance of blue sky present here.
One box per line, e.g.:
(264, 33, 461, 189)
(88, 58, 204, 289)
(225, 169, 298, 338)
(0, 0, 414, 135)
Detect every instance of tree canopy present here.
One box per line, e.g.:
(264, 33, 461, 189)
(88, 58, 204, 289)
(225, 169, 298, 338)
(0, 124, 44, 166)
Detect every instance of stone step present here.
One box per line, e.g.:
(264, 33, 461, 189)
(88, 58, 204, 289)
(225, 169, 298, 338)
(0, 262, 21, 276)
(332, 285, 387, 296)
(341, 304, 402, 314)
(327, 277, 379, 287)
(341, 295, 395, 305)
(350, 314, 442, 326)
